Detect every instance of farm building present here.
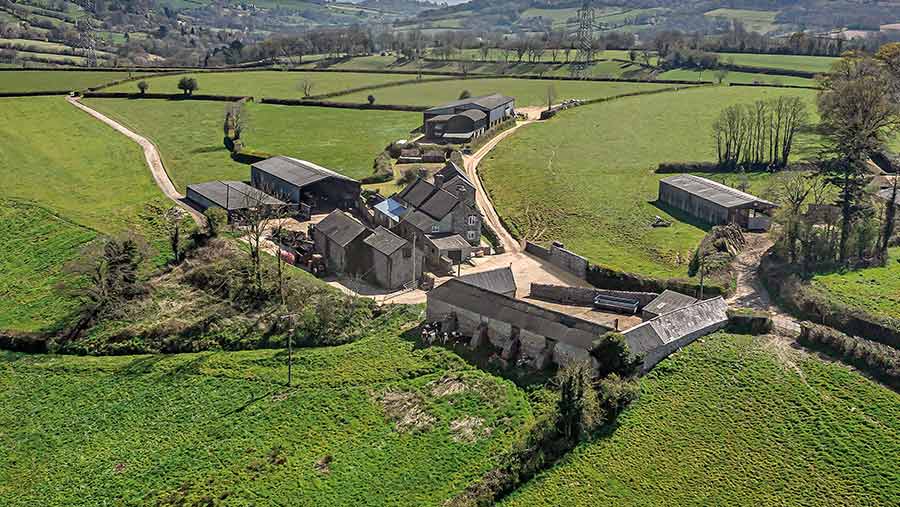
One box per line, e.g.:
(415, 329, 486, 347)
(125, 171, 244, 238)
(877, 186, 899, 207)
(457, 266, 517, 298)
(641, 290, 697, 320)
(623, 297, 729, 373)
(427, 273, 615, 371)
(658, 174, 777, 231)
(185, 181, 287, 222)
(364, 226, 422, 290)
(423, 93, 515, 143)
(310, 210, 371, 275)
(251, 156, 361, 212)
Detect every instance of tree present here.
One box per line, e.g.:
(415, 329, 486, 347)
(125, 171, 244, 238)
(555, 361, 599, 444)
(137, 80, 148, 95)
(881, 175, 898, 258)
(236, 185, 293, 293)
(163, 208, 193, 264)
(458, 89, 471, 100)
(817, 55, 900, 263)
(299, 79, 314, 98)
(714, 68, 728, 84)
(204, 207, 228, 237)
(367, 94, 375, 105)
(546, 83, 557, 111)
(177, 77, 198, 96)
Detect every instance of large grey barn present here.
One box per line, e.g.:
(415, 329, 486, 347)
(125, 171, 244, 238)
(658, 174, 777, 231)
(423, 93, 515, 143)
(186, 180, 286, 222)
(251, 156, 361, 212)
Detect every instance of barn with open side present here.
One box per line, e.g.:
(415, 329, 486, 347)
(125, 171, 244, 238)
(186, 181, 287, 222)
(658, 174, 777, 231)
(251, 156, 361, 212)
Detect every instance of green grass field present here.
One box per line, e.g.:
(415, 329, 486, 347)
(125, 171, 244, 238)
(103, 70, 429, 98)
(83, 98, 419, 189)
(0, 200, 96, 333)
(811, 248, 900, 320)
(0, 310, 534, 506)
(478, 86, 820, 278)
(338, 79, 679, 108)
(658, 69, 818, 87)
(502, 333, 900, 507)
(704, 8, 780, 33)
(716, 52, 838, 74)
(0, 70, 149, 93)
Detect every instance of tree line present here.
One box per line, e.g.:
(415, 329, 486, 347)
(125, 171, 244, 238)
(712, 96, 808, 171)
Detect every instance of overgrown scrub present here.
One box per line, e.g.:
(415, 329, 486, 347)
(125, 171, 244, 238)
(688, 224, 745, 287)
(799, 322, 900, 388)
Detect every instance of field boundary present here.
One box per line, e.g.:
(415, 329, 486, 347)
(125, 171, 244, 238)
(0, 90, 70, 97)
(82, 91, 252, 102)
(260, 97, 429, 111)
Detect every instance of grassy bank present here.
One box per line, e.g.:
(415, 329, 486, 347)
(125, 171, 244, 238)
(811, 248, 900, 321)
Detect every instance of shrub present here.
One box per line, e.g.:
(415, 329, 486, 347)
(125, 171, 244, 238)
(204, 208, 228, 236)
(459, 89, 472, 99)
(360, 151, 393, 185)
(367, 94, 376, 105)
(799, 322, 900, 387)
(597, 373, 640, 419)
(726, 308, 774, 335)
(137, 80, 149, 95)
(591, 332, 640, 377)
(177, 77, 198, 96)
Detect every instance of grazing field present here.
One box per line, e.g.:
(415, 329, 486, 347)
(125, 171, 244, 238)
(0, 70, 149, 93)
(0, 200, 95, 333)
(0, 311, 534, 507)
(502, 333, 900, 507)
(811, 248, 900, 320)
(103, 70, 429, 98)
(478, 86, 820, 278)
(716, 52, 838, 74)
(658, 69, 817, 87)
(704, 8, 780, 33)
(0, 97, 166, 234)
(83, 98, 419, 189)
(338, 79, 680, 107)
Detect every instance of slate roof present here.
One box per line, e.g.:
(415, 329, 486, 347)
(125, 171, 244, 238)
(405, 210, 437, 231)
(458, 267, 516, 295)
(623, 297, 728, 356)
(427, 233, 470, 251)
(642, 290, 698, 317)
(187, 181, 286, 211)
(252, 156, 357, 189)
(418, 188, 459, 220)
(661, 174, 777, 210)
(364, 227, 408, 256)
(397, 178, 438, 208)
(315, 210, 369, 247)
(426, 93, 515, 113)
(430, 278, 611, 350)
(435, 161, 472, 187)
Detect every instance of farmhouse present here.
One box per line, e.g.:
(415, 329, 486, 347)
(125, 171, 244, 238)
(251, 156, 361, 212)
(185, 180, 287, 222)
(310, 210, 371, 275)
(423, 93, 515, 143)
(364, 226, 422, 290)
(658, 174, 777, 231)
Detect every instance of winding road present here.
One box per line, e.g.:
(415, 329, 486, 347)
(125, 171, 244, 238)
(66, 96, 204, 226)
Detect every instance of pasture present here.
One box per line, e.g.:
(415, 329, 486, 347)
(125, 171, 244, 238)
(0, 310, 534, 507)
(0, 200, 95, 333)
(658, 69, 817, 87)
(82, 98, 419, 189)
(716, 52, 838, 74)
(501, 333, 900, 507)
(478, 86, 820, 278)
(103, 70, 430, 98)
(337, 79, 680, 108)
(704, 8, 780, 33)
(811, 248, 900, 320)
(0, 70, 150, 93)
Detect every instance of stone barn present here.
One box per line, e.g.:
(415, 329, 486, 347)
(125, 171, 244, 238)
(641, 290, 697, 320)
(251, 156, 361, 212)
(364, 227, 422, 290)
(311, 210, 371, 275)
(658, 174, 777, 231)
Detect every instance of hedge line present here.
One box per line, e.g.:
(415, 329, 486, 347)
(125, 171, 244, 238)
(0, 90, 69, 97)
(260, 97, 429, 111)
(760, 252, 900, 349)
(799, 322, 900, 388)
(721, 63, 818, 79)
(585, 263, 727, 298)
(307, 76, 458, 101)
(727, 82, 821, 90)
(82, 91, 252, 102)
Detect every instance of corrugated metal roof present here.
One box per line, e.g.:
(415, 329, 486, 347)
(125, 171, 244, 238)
(458, 267, 516, 295)
(623, 297, 728, 356)
(661, 174, 776, 209)
(364, 226, 408, 256)
(252, 156, 357, 189)
(426, 93, 515, 113)
(187, 181, 286, 211)
(643, 290, 697, 317)
(315, 210, 369, 247)
(374, 198, 408, 222)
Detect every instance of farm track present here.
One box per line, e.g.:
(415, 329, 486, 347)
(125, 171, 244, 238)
(66, 95, 204, 226)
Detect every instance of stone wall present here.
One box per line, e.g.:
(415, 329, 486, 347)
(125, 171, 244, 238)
(530, 284, 659, 308)
(524, 241, 589, 279)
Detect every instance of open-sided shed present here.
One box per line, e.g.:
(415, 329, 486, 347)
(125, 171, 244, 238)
(658, 174, 777, 231)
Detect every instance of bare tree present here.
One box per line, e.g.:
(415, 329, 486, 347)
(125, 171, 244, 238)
(299, 79, 314, 98)
(235, 185, 294, 293)
(546, 83, 557, 111)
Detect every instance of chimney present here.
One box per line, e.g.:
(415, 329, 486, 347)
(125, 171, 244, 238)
(434, 173, 445, 189)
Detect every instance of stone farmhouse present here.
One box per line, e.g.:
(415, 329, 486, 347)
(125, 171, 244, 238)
(423, 93, 515, 143)
(251, 156, 361, 212)
(185, 180, 287, 222)
(658, 174, 777, 231)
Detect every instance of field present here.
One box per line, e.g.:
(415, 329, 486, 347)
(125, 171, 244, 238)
(811, 248, 900, 320)
(704, 8, 780, 33)
(502, 333, 900, 507)
(658, 69, 817, 87)
(478, 86, 821, 278)
(0, 70, 151, 93)
(82, 98, 420, 189)
(0, 200, 95, 333)
(0, 310, 535, 506)
(103, 70, 430, 98)
(337, 79, 681, 108)
(716, 52, 838, 74)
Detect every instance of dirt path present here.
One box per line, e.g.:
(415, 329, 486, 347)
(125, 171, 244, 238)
(66, 96, 204, 226)
(728, 233, 801, 337)
(462, 121, 534, 254)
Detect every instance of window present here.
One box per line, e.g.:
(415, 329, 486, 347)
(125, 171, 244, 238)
(457, 185, 467, 194)
(467, 215, 478, 226)
(403, 248, 412, 258)
(431, 224, 440, 233)
(467, 230, 477, 241)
